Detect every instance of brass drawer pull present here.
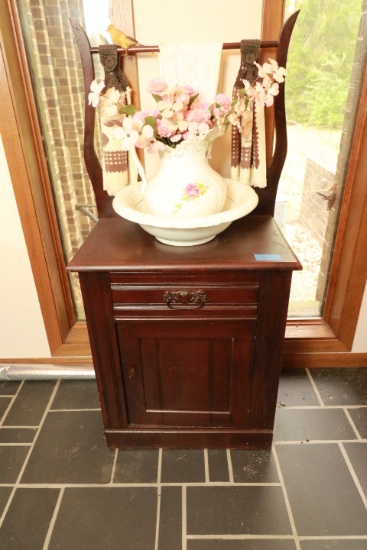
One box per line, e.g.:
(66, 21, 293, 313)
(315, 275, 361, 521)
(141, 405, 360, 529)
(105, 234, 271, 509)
(163, 290, 206, 309)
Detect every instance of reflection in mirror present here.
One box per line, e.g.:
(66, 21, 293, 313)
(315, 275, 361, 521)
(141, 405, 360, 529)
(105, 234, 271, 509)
(16, 0, 111, 319)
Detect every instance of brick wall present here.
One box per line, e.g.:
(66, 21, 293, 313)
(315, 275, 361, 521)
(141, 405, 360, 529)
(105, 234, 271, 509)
(299, 159, 334, 245)
(21, 0, 103, 317)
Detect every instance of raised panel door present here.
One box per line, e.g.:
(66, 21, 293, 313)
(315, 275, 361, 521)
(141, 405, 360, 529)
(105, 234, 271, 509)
(117, 319, 256, 428)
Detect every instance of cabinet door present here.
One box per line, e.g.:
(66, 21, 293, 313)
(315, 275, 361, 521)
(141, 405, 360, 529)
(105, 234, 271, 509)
(117, 319, 256, 428)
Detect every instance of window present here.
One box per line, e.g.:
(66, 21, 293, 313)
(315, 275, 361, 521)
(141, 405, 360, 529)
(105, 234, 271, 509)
(1, 0, 366, 364)
(280, 0, 363, 317)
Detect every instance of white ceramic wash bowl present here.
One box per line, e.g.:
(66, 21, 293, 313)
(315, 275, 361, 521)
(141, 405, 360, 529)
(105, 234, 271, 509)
(112, 179, 259, 246)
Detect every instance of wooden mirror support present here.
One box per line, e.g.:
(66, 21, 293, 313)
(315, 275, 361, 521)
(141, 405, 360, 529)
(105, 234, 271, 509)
(70, 11, 299, 219)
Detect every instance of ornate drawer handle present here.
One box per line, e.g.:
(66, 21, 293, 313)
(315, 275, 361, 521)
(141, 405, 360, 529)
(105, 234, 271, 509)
(163, 290, 206, 309)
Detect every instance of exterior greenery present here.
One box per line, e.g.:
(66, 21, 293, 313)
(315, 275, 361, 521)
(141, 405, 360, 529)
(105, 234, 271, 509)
(285, 0, 362, 128)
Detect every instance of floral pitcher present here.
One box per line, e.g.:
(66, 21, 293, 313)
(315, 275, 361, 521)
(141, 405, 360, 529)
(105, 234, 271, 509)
(143, 127, 226, 218)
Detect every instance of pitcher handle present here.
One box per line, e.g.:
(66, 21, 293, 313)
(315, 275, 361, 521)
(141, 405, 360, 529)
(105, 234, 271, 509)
(130, 146, 148, 195)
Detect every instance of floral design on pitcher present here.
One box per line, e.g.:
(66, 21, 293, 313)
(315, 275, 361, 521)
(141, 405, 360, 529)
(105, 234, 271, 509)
(173, 182, 209, 213)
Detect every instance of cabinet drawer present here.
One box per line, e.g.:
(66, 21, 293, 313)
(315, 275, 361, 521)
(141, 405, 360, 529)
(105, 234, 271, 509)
(110, 274, 259, 317)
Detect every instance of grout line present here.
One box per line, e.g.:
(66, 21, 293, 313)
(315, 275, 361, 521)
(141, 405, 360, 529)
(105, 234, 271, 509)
(0, 426, 38, 429)
(187, 534, 367, 542)
(182, 485, 187, 550)
(49, 408, 101, 413)
(275, 439, 365, 445)
(343, 408, 363, 440)
(0, 381, 25, 427)
(0, 481, 282, 489)
(49, 404, 367, 411)
(0, 443, 33, 447)
(277, 404, 367, 410)
(154, 449, 163, 550)
(4, 404, 366, 417)
(154, 486, 162, 550)
(306, 368, 325, 407)
(0, 380, 61, 530)
(154, 488, 162, 549)
(186, 535, 296, 540)
(226, 449, 234, 483)
(272, 445, 301, 550)
(157, 448, 162, 484)
(42, 487, 64, 550)
(204, 449, 209, 483)
(338, 442, 367, 509)
(109, 449, 119, 484)
(154, 448, 162, 550)
(300, 535, 367, 541)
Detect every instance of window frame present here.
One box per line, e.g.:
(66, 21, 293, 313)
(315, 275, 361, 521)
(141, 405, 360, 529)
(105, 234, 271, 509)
(1, 0, 366, 366)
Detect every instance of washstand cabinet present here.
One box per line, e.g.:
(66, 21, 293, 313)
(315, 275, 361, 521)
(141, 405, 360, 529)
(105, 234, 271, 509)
(68, 12, 301, 448)
(68, 215, 301, 449)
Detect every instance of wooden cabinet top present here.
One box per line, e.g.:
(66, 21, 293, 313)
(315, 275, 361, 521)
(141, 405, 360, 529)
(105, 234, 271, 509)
(68, 215, 302, 273)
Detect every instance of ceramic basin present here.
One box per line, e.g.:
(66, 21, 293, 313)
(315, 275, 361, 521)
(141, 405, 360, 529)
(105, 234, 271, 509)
(112, 179, 259, 246)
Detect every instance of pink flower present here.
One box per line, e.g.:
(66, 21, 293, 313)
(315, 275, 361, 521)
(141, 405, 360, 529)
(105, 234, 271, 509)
(212, 95, 231, 124)
(170, 133, 183, 143)
(89, 63, 287, 153)
(185, 108, 211, 124)
(147, 77, 168, 94)
(133, 110, 150, 123)
(213, 94, 230, 111)
(189, 96, 209, 111)
(185, 184, 201, 198)
(156, 118, 175, 138)
(181, 84, 196, 96)
(174, 90, 191, 106)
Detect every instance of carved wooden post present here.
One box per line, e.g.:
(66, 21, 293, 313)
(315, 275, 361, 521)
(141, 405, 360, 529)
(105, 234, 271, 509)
(261, 0, 285, 167)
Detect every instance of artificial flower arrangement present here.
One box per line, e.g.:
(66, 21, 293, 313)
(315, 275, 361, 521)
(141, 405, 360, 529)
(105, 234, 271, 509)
(88, 58, 287, 155)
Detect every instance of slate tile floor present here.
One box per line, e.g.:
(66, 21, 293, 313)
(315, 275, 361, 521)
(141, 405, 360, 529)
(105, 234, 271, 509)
(0, 367, 366, 550)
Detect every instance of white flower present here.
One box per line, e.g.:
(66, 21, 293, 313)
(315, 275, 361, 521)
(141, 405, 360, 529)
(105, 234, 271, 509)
(264, 82, 280, 107)
(99, 87, 127, 119)
(145, 138, 165, 154)
(135, 123, 154, 149)
(157, 99, 184, 119)
(113, 118, 139, 150)
(113, 117, 157, 150)
(255, 59, 287, 83)
(88, 79, 104, 107)
(185, 121, 210, 140)
(88, 63, 287, 152)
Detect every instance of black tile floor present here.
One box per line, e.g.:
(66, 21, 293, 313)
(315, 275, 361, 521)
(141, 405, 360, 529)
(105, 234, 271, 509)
(0, 367, 366, 549)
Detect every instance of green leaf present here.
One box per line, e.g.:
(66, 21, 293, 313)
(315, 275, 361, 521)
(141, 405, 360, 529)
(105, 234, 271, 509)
(152, 93, 162, 103)
(145, 116, 157, 130)
(119, 104, 137, 115)
(188, 93, 199, 108)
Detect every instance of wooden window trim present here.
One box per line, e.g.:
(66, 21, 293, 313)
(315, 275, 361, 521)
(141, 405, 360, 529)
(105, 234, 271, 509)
(1, 0, 366, 366)
(263, 0, 367, 367)
(0, 0, 76, 356)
